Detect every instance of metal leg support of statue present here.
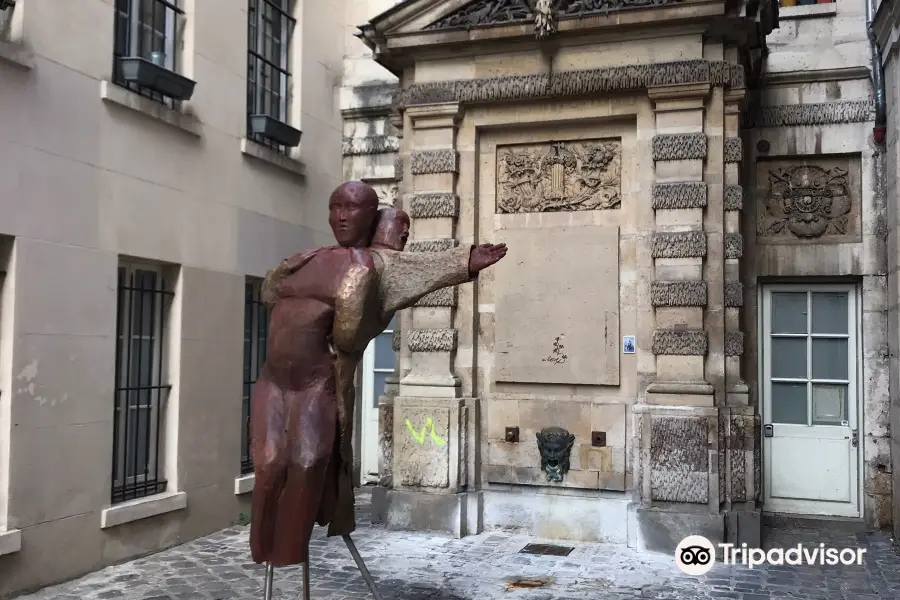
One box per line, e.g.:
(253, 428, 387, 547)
(261, 536, 382, 600)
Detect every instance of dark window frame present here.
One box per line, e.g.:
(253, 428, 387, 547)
(112, 262, 173, 505)
(242, 278, 269, 475)
(113, 0, 184, 106)
(247, 0, 296, 153)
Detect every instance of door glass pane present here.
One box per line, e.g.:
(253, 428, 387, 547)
(812, 384, 848, 425)
(771, 338, 807, 379)
(374, 333, 395, 370)
(771, 292, 808, 334)
(373, 372, 389, 407)
(811, 293, 848, 334)
(812, 338, 848, 380)
(771, 382, 808, 424)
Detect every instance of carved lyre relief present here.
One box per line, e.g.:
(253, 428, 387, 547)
(496, 139, 622, 213)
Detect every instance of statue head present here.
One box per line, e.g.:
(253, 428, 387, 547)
(536, 426, 575, 483)
(371, 207, 410, 251)
(328, 181, 380, 248)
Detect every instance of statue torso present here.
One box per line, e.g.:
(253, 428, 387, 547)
(263, 247, 374, 390)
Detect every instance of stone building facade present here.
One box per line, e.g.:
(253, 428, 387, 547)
(345, 0, 900, 549)
(0, 0, 345, 595)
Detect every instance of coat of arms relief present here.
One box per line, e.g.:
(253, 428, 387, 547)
(757, 159, 860, 243)
(496, 139, 622, 213)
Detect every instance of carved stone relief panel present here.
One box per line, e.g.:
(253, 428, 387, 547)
(496, 139, 622, 213)
(756, 156, 861, 244)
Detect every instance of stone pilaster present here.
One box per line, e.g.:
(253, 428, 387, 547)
(646, 83, 715, 406)
(399, 103, 464, 398)
(374, 102, 477, 537)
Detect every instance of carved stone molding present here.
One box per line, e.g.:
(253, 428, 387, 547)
(724, 281, 743, 308)
(407, 238, 459, 253)
(410, 149, 459, 174)
(394, 155, 404, 181)
(341, 135, 399, 156)
(724, 185, 743, 211)
(392, 329, 401, 352)
(395, 59, 745, 110)
(409, 193, 459, 219)
(651, 182, 707, 209)
(497, 139, 621, 213)
(651, 231, 707, 258)
(742, 99, 875, 129)
(408, 328, 458, 352)
(725, 332, 744, 356)
(724, 137, 743, 163)
(652, 134, 708, 161)
(652, 329, 709, 355)
(725, 233, 743, 259)
(650, 281, 708, 307)
(415, 287, 457, 307)
(757, 159, 860, 243)
(424, 0, 687, 32)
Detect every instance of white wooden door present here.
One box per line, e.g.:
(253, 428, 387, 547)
(761, 284, 861, 517)
(360, 316, 397, 485)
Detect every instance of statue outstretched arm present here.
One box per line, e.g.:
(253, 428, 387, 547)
(377, 245, 474, 316)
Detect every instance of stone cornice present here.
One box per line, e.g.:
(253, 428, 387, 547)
(342, 135, 400, 156)
(395, 59, 745, 110)
(741, 99, 875, 129)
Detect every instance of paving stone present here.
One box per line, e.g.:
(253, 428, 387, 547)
(17, 490, 900, 600)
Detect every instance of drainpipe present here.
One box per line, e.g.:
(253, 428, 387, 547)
(866, 0, 887, 145)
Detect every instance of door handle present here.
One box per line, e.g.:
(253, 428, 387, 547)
(851, 429, 858, 448)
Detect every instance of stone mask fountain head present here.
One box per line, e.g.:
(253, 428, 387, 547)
(536, 426, 575, 483)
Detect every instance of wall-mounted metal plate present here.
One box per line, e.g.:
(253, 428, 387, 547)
(591, 431, 606, 447)
(763, 424, 773, 438)
(505, 426, 519, 443)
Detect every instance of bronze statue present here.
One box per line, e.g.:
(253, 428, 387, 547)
(249, 182, 506, 598)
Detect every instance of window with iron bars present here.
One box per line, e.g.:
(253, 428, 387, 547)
(247, 0, 296, 152)
(113, 0, 183, 106)
(0, 0, 16, 39)
(242, 278, 269, 475)
(112, 263, 173, 504)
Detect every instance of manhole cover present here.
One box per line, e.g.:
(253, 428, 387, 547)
(519, 543, 573, 557)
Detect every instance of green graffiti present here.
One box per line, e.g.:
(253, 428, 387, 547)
(405, 417, 446, 446)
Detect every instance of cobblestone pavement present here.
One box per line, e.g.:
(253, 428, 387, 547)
(19, 491, 900, 600)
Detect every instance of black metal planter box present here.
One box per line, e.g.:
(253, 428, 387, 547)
(119, 57, 196, 101)
(249, 114, 302, 148)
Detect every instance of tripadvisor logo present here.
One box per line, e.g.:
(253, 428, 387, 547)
(675, 536, 867, 575)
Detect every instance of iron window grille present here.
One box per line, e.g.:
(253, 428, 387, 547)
(242, 278, 270, 475)
(113, 0, 185, 106)
(112, 264, 173, 504)
(0, 1, 15, 12)
(247, 0, 298, 152)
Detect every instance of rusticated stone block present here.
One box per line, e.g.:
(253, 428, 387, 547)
(407, 238, 458, 253)
(408, 328, 458, 352)
(409, 193, 459, 219)
(725, 332, 744, 356)
(651, 231, 707, 258)
(651, 182, 707, 209)
(650, 416, 709, 503)
(724, 185, 743, 211)
(724, 137, 743, 163)
(725, 233, 743, 259)
(652, 329, 708, 355)
(394, 155, 403, 181)
(650, 281, 708, 307)
(415, 287, 457, 307)
(392, 329, 401, 352)
(724, 281, 743, 308)
(395, 407, 450, 488)
(410, 149, 459, 174)
(743, 99, 875, 128)
(652, 133, 708, 161)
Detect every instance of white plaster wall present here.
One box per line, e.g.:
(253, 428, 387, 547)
(0, 0, 345, 594)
